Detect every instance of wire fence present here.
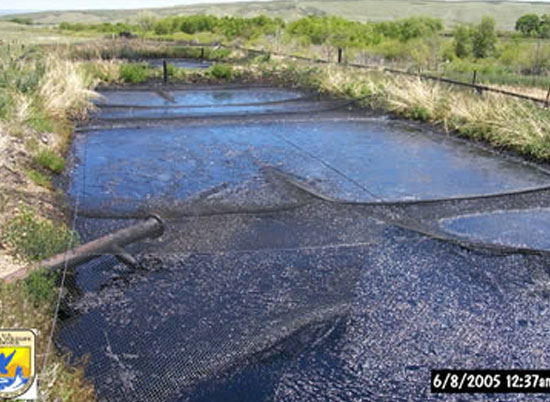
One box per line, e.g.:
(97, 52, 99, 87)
(149, 40, 550, 107)
(234, 45, 550, 107)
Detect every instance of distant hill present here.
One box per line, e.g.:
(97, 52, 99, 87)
(0, 10, 39, 16)
(3, 0, 550, 30)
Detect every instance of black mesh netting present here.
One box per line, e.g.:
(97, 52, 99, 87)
(55, 86, 550, 401)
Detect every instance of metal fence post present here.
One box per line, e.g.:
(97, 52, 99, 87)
(338, 48, 343, 64)
(201, 47, 205, 59)
(163, 59, 168, 85)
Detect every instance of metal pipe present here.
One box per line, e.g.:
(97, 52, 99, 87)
(111, 244, 140, 269)
(40, 215, 164, 270)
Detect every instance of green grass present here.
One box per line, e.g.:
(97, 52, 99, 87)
(209, 63, 234, 79)
(28, 113, 55, 133)
(23, 268, 57, 307)
(1, 205, 79, 261)
(73, 43, 231, 62)
(34, 148, 65, 173)
(27, 168, 52, 188)
(120, 63, 151, 83)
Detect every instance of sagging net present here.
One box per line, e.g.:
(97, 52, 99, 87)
(55, 85, 550, 401)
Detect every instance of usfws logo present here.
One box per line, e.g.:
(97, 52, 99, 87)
(0, 330, 36, 400)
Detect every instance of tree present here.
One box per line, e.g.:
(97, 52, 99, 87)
(452, 24, 471, 58)
(472, 17, 497, 59)
(515, 14, 541, 37)
(539, 14, 550, 38)
(137, 13, 156, 39)
(398, 17, 443, 42)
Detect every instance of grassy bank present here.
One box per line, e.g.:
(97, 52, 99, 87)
(313, 65, 550, 160)
(0, 44, 97, 401)
(244, 58, 549, 160)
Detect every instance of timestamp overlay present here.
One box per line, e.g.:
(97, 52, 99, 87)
(432, 370, 550, 393)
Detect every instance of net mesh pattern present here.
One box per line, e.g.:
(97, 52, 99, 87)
(55, 86, 550, 401)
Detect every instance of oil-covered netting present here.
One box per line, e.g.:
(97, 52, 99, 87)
(56, 86, 550, 401)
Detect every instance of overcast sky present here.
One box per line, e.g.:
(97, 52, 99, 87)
(3, 0, 272, 11)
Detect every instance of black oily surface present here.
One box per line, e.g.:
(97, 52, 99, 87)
(56, 200, 550, 402)
(182, 223, 550, 402)
(57, 86, 550, 401)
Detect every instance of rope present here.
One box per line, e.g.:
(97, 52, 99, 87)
(264, 166, 550, 256)
(94, 94, 318, 109)
(268, 134, 381, 201)
(92, 95, 370, 124)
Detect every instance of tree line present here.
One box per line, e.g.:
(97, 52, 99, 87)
(515, 13, 550, 38)
(58, 15, 444, 47)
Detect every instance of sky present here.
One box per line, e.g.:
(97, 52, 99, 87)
(1, 0, 271, 11)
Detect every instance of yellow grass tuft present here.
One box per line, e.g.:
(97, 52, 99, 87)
(39, 55, 98, 121)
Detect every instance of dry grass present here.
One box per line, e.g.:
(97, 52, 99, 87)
(39, 55, 98, 121)
(1, 47, 99, 401)
(314, 65, 550, 160)
(486, 83, 550, 101)
(79, 58, 121, 84)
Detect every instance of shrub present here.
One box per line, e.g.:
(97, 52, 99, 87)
(453, 24, 472, 58)
(24, 269, 56, 307)
(166, 63, 176, 76)
(1, 206, 79, 261)
(411, 106, 430, 121)
(34, 148, 65, 173)
(120, 63, 150, 83)
(209, 63, 233, 79)
(9, 17, 33, 25)
(472, 17, 497, 59)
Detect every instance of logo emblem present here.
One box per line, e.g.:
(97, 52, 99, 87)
(0, 330, 36, 400)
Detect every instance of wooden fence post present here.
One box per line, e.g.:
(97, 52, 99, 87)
(472, 70, 482, 95)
